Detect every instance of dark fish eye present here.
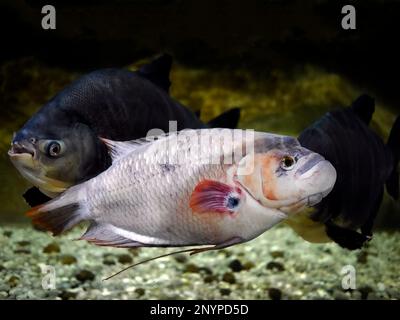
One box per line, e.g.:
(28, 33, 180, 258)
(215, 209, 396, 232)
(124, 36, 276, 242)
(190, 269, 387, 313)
(47, 141, 62, 157)
(280, 155, 296, 170)
(227, 196, 239, 208)
(29, 137, 37, 144)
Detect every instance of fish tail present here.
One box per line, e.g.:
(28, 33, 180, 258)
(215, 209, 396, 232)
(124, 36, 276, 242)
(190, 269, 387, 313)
(386, 115, 400, 200)
(26, 184, 88, 235)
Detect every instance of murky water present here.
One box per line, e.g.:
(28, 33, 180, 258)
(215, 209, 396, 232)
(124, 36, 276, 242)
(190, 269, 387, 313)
(0, 59, 399, 300)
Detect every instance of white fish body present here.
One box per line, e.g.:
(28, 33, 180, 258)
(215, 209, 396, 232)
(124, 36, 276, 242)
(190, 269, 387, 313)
(28, 129, 336, 249)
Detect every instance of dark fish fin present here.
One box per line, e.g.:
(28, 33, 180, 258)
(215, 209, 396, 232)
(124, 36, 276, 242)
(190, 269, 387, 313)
(207, 107, 241, 129)
(386, 115, 400, 200)
(23, 187, 52, 207)
(350, 94, 375, 125)
(361, 188, 383, 237)
(137, 53, 172, 93)
(80, 222, 144, 248)
(325, 221, 370, 250)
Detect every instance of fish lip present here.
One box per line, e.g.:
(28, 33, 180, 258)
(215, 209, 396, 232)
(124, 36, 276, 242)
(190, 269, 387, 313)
(8, 142, 35, 157)
(304, 186, 333, 207)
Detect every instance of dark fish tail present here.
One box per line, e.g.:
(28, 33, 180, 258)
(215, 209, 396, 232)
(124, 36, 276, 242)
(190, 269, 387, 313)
(386, 115, 400, 200)
(207, 107, 241, 129)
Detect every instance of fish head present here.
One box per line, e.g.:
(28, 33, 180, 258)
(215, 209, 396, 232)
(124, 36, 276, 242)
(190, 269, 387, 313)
(8, 123, 108, 196)
(235, 141, 336, 215)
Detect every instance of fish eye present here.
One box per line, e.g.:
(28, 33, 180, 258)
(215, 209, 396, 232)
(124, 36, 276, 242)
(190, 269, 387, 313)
(42, 140, 65, 158)
(280, 155, 296, 170)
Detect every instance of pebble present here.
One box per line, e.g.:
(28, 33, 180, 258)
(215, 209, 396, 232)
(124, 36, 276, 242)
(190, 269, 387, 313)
(220, 288, 231, 296)
(184, 263, 199, 273)
(243, 261, 255, 270)
(270, 250, 285, 258)
(222, 272, 236, 284)
(13, 249, 31, 254)
(174, 254, 188, 263)
(135, 288, 145, 297)
(3, 230, 12, 237)
(266, 261, 285, 272)
(7, 276, 20, 288)
(204, 275, 218, 283)
(333, 290, 349, 300)
(17, 241, 30, 246)
(43, 242, 61, 254)
(75, 270, 95, 282)
(60, 255, 77, 265)
(228, 259, 243, 272)
(59, 291, 78, 300)
(103, 256, 116, 266)
(268, 288, 282, 300)
(198, 267, 213, 275)
(118, 254, 133, 264)
(128, 248, 140, 256)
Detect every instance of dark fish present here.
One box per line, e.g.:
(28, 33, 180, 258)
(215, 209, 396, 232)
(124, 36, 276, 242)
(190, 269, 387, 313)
(8, 54, 241, 207)
(287, 94, 400, 250)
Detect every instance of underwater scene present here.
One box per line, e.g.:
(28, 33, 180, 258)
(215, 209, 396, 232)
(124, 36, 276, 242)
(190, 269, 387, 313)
(0, 0, 399, 300)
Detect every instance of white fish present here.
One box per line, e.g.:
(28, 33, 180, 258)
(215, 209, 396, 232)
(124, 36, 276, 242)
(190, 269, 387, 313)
(27, 129, 336, 251)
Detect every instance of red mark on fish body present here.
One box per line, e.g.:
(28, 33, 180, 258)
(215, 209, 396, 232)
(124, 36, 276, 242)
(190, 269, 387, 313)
(260, 154, 279, 201)
(189, 179, 242, 216)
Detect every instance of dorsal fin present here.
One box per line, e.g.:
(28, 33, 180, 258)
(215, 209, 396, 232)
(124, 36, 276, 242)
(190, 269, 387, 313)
(350, 94, 375, 125)
(137, 53, 172, 93)
(100, 137, 153, 162)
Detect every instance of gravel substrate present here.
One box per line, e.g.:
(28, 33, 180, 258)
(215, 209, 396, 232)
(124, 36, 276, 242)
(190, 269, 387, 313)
(0, 224, 399, 300)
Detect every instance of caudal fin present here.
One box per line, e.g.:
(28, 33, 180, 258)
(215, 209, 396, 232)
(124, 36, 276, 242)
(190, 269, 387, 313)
(386, 115, 400, 200)
(26, 184, 87, 235)
(207, 107, 241, 129)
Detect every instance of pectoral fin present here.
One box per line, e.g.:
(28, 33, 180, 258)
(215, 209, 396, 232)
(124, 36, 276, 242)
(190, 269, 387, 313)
(189, 180, 243, 214)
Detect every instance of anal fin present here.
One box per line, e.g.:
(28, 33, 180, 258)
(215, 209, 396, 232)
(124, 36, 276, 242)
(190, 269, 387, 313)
(325, 221, 371, 250)
(80, 222, 144, 248)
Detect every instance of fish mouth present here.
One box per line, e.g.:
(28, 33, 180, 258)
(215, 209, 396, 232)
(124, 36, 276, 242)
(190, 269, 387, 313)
(8, 142, 35, 158)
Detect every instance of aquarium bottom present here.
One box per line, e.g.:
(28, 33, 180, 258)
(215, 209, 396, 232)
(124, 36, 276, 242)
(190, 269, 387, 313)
(0, 224, 398, 300)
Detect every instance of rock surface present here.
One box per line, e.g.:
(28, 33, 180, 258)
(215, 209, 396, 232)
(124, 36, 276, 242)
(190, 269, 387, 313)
(0, 225, 398, 300)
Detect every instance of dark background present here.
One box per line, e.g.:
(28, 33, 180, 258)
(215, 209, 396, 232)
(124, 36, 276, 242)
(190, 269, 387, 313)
(0, 0, 399, 110)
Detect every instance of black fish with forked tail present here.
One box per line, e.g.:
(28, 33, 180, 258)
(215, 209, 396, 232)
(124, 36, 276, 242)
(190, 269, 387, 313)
(8, 54, 241, 207)
(286, 94, 400, 250)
